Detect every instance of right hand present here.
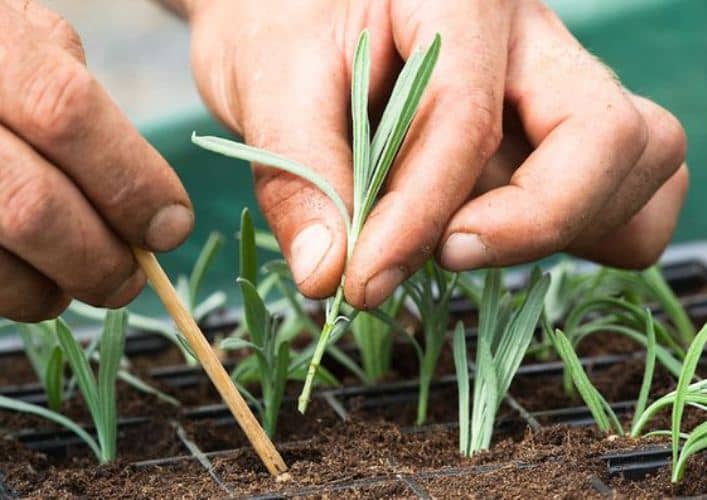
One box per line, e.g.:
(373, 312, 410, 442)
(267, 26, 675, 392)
(0, 0, 193, 322)
(188, 0, 686, 310)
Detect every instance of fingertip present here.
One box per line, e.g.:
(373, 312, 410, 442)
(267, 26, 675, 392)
(144, 203, 195, 252)
(438, 232, 491, 271)
(288, 222, 346, 300)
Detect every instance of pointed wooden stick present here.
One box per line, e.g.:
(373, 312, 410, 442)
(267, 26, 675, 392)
(132, 247, 287, 476)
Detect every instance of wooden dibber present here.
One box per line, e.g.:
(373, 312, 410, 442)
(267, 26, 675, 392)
(132, 247, 288, 476)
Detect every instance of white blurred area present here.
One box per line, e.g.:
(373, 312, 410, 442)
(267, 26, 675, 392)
(43, 0, 202, 124)
(41, 0, 666, 126)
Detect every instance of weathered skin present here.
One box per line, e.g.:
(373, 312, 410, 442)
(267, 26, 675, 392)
(0, 0, 688, 320)
(186, 0, 687, 309)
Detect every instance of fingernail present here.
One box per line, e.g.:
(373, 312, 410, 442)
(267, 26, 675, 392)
(364, 267, 406, 309)
(440, 233, 489, 270)
(145, 204, 194, 251)
(104, 269, 146, 308)
(290, 223, 333, 285)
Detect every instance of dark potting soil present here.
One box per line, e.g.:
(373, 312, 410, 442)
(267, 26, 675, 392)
(1, 382, 705, 497)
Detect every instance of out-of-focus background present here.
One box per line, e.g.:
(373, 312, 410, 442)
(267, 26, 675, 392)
(44, 0, 707, 314)
(44, 0, 199, 124)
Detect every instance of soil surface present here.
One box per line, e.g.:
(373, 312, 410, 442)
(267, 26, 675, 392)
(0, 283, 705, 497)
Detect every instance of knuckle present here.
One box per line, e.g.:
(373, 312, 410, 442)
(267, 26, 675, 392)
(51, 17, 82, 47)
(647, 104, 687, 170)
(608, 99, 649, 160)
(51, 17, 86, 61)
(24, 61, 94, 144)
(0, 173, 56, 245)
(434, 86, 503, 160)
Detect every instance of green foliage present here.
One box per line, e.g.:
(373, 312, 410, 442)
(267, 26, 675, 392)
(0, 311, 128, 463)
(19, 322, 64, 411)
(452, 322, 469, 455)
(220, 208, 303, 436)
(403, 261, 458, 425)
(351, 293, 405, 385)
(456, 269, 550, 455)
(629, 323, 707, 482)
(548, 327, 624, 435)
(670, 323, 707, 481)
(193, 30, 442, 413)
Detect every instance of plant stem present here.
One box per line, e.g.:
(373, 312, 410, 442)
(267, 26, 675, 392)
(298, 286, 346, 413)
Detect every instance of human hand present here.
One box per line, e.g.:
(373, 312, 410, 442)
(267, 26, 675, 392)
(0, 0, 193, 321)
(188, 0, 687, 309)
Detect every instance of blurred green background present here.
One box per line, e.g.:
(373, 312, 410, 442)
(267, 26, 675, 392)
(128, 0, 705, 313)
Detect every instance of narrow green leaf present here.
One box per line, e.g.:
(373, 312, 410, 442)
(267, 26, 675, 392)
(452, 322, 470, 455)
(192, 134, 351, 234)
(189, 231, 224, 303)
(193, 291, 228, 323)
(495, 274, 550, 397)
(551, 329, 622, 434)
(239, 208, 257, 285)
(0, 394, 101, 461)
(116, 369, 180, 407)
(45, 346, 64, 412)
(361, 34, 441, 219)
(265, 341, 290, 437)
(56, 319, 99, 419)
(673, 421, 707, 482)
(219, 337, 263, 353)
(632, 309, 657, 430)
(470, 336, 498, 453)
(96, 309, 127, 462)
(478, 270, 502, 345)
(237, 277, 269, 347)
(351, 29, 372, 228)
(671, 323, 707, 465)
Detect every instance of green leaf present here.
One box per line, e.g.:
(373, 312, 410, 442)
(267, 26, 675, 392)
(478, 270, 502, 346)
(96, 309, 126, 462)
(189, 231, 224, 303)
(632, 309, 657, 430)
(192, 133, 351, 235)
(630, 380, 707, 437)
(193, 291, 227, 323)
(674, 420, 707, 482)
(56, 319, 99, 419)
(351, 29, 372, 232)
(550, 329, 623, 434)
(45, 345, 64, 412)
(361, 34, 441, 220)
(452, 321, 470, 455)
(219, 337, 263, 353)
(0, 394, 101, 461)
(239, 208, 257, 285)
(116, 369, 180, 407)
(470, 336, 498, 453)
(495, 274, 550, 397)
(237, 277, 269, 347)
(264, 341, 290, 437)
(671, 322, 707, 466)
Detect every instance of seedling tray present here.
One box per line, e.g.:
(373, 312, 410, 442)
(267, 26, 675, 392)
(1, 248, 706, 497)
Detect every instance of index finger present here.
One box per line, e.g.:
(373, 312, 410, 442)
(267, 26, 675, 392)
(0, 11, 193, 252)
(438, 2, 648, 271)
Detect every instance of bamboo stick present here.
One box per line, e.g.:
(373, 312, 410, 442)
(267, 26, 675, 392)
(132, 247, 287, 476)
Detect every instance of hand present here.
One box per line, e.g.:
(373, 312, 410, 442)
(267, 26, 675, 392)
(0, 0, 193, 321)
(188, 0, 687, 309)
